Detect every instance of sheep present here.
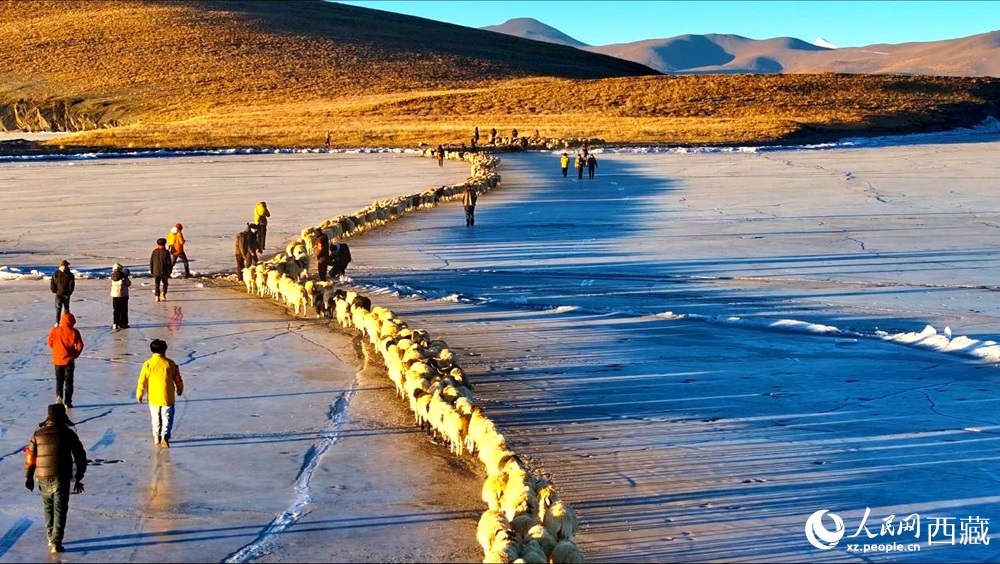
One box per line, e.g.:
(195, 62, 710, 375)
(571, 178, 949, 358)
(534, 479, 560, 524)
(454, 396, 476, 416)
(413, 390, 433, 429)
(335, 296, 353, 329)
(515, 538, 546, 564)
(466, 407, 488, 454)
(503, 489, 539, 523)
(510, 514, 537, 537)
(265, 270, 281, 299)
(401, 345, 426, 366)
(482, 472, 508, 511)
(548, 541, 584, 564)
(426, 391, 450, 439)
(254, 265, 268, 296)
(303, 280, 315, 303)
(477, 510, 510, 552)
(282, 257, 305, 281)
(450, 366, 473, 390)
(543, 502, 579, 541)
(442, 406, 470, 456)
(484, 539, 518, 564)
(352, 294, 372, 311)
(242, 267, 256, 294)
(284, 283, 307, 316)
(481, 445, 517, 477)
(443, 382, 474, 404)
(526, 525, 556, 557)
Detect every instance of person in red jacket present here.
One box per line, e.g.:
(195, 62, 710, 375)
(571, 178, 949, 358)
(46, 313, 84, 408)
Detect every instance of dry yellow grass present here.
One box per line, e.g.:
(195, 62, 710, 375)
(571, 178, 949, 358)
(2, 1, 999, 150)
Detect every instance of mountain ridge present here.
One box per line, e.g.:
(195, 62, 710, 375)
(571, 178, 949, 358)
(483, 18, 1000, 76)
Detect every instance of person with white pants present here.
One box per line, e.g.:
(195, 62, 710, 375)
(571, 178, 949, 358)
(136, 339, 184, 448)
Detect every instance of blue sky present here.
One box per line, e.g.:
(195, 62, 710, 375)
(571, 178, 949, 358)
(337, 1, 1000, 47)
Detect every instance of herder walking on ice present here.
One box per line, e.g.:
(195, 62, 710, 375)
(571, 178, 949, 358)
(136, 339, 184, 448)
(463, 185, 478, 227)
(50, 260, 75, 327)
(110, 263, 131, 330)
(24, 403, 87, 554)
(235, 223, 260, 273)
(167, 223, 190, 278)
(254, 201, 271, 251)
(47, 312, 83, 408)
(150, 238, 173, 302)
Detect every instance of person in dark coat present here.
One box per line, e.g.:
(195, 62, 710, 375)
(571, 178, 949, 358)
(313, 231, 331, 281)
(462, 185, 478, 227)
(575, 153, 585, 180)
(474, 126, 480, 143)
(235, 223, 260, 274)
(436, 144, 445, 167)
(331, 242, 352, 279)
(50, 260, 75, 327)
(489, 127, 497, 145)
(24, 403, 87, 554)
(587, 153, 598, 179)
(149, 238, 172, 302)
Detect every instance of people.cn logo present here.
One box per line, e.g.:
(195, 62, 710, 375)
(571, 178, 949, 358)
(805, 510, 845, 550)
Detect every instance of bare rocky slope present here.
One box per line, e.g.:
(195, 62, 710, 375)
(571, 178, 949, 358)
(0, 0, 657, 134)
(2, 2, 1000, 149)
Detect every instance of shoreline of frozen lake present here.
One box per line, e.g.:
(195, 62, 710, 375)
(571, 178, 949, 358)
(5, 134, 1000, 561)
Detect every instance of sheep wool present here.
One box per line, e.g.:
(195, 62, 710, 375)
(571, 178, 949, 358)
(549, 541, 585, 564)
(543, 501, 579, 541)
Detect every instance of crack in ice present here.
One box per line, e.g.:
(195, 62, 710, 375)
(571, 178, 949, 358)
(223, 383, 357, 563)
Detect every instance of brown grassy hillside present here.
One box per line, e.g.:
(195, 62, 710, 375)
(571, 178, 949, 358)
(2, 1, 999, 150)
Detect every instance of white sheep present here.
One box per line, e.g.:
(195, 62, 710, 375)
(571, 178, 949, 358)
(242, 267, 255, 294)
(543, 502, 579, 541)
(477, 510, 510, 552)
(482, 472, 508, 511)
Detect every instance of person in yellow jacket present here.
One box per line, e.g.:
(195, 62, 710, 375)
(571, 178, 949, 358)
(136, 339, 184, 448)
(253, 201, 271, 251)
(166, 223, 190, 278)
(560, 152, 570, 177)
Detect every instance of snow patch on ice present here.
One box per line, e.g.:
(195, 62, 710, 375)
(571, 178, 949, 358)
(355, 275, 1000, 365)
(0, 146, 423, 164)
(0, 266, 45, 280)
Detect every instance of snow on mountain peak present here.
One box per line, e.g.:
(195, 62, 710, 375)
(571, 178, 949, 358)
(813, 37, 838, 49)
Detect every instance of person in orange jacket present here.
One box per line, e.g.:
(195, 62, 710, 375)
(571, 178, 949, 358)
(166, 223, 190, 278)
(47, 312, 84, 407)
(136, 339, 184, 448)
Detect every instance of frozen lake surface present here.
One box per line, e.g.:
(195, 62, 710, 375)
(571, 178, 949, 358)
(4, 136, 1000, 562)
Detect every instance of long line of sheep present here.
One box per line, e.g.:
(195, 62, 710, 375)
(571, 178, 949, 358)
(237, 150, 584, 563)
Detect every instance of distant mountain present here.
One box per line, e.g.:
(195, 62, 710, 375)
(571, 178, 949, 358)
(590, 34, 829, 74)
(482, 18, 588, 48)
(486, 21, 1000, 77)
